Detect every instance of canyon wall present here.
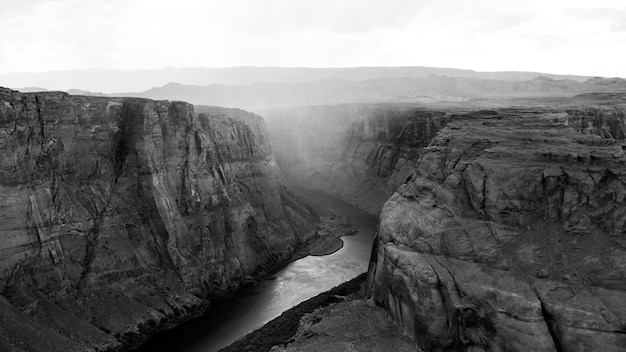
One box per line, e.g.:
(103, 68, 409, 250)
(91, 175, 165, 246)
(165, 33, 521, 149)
(264, 105, 451, 214)
(0, 88, 317, 351)
(367, 105, 626, 351)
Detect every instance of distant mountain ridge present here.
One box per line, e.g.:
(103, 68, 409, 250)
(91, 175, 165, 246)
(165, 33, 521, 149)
(3, 66, 601, 93)
(111, 75, 626, 110)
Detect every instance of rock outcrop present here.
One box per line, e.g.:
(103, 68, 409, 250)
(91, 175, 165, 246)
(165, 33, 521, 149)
(264, 105, 450, 214)
(272, 299, 416, 352)
(0, 88, 317, 351)
(367, 106, 626, 351)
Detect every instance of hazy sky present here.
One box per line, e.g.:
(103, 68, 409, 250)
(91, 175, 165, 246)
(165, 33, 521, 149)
(1, 0, 625, 77)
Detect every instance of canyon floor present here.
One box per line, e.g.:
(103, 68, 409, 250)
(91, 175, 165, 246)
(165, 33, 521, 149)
(216, 274, 415, 352)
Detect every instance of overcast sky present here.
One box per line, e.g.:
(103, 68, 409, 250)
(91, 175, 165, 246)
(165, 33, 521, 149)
(0, 0, 625, 77)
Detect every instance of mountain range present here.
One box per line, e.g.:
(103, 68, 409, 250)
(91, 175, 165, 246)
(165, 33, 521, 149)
(5, 66, 626, 110)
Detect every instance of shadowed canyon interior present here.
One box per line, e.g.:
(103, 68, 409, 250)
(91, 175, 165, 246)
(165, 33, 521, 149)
(1, 85, 626, 352)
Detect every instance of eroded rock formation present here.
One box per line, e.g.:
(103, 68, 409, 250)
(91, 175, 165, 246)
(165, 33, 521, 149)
(367, 107, 626, 351)
(265, 105, 450, 214)
(0, 88, 317, 351)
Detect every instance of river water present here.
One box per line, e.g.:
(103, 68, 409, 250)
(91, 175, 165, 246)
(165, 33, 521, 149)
(135, 188, 378, 352)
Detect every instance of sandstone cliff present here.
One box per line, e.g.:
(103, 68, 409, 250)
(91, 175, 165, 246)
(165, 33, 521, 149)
(367, 106, 626, 351)
(0, 88, 317, 351)
(264, 105, 450, 215)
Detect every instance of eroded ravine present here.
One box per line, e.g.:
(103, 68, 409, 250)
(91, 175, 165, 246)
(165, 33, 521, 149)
(0, 89, 320, 352)
(134, 188, 378, 352)
(4, 87, 626, 352)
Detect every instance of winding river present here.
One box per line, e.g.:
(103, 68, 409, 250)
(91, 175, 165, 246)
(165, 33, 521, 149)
(135, 188, 378, 352)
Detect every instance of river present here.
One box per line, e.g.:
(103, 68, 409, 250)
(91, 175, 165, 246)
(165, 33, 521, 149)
(134, 188, 378, 352)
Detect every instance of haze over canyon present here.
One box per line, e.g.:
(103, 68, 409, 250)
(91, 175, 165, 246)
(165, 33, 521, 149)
(0, 63, 624, 352)
(4, 0, 626, 350)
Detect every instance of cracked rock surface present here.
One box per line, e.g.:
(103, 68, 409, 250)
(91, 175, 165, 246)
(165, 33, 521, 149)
(0, 88, 317, 351)
(367, 107, 626, 351)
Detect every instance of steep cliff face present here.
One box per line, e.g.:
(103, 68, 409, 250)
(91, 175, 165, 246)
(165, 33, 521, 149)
(367, 107, 626, 351)
(264, 105, 450, 214)
(0, 88, 317, 351)
(566, 105, 626, 143)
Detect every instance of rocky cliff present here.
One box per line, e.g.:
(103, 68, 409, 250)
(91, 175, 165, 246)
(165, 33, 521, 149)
(367, 105, 626, 351)
(264, 104, 450, 215)
(0, 88, 318, 351)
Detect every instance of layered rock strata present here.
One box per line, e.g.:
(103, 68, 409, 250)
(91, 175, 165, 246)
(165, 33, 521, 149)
(265, 105, 450, 214)
(367, 108, 626, 351)
(0, 88, 317, 351)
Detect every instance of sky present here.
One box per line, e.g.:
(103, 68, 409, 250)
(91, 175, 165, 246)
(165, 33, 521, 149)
(0, 0, 625, 77)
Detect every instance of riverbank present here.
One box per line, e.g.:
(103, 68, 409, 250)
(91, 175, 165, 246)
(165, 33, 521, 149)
(128, 215, 354, 352)
(219, 272, 415, 352)
(130, 188, 377, 352)
(293, 188, 358, 257)
(235, 212, 355, 287)
(218, 273, 368, 352)
(297, 214, 357, 257)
